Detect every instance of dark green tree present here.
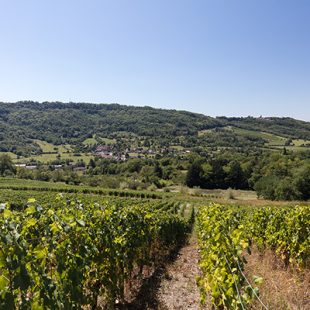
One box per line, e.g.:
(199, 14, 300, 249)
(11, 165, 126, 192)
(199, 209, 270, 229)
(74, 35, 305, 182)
(186, 160, 204, 188)
(154, 161, 163, 178)
(226, 161, 246, 189)
(293, 166, 310, 200)
(89, 158, 96, 169)
(0, 154, 16, 176)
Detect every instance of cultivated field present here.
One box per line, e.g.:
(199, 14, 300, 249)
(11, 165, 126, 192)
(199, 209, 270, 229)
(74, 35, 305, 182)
(0, 179, 308, 309)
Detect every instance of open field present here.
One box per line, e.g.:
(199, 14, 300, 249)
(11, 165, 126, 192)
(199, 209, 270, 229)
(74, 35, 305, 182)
(165, 185, 310, 208)
(83, 135, 117, 146)
(34, 140, 73, 153)
(99, 137, 117, 145)
(82, 137, 98, 146)
(197, 126, 310, 150)
(292, 138, 310, 146)
(14, 152, 93, 164)
(170, 145, 184, 151)
(198, 126, 287, 146)
(0, 152, 18, 159)
(232, 127, 286, 146)
(1, 139, 93, 164)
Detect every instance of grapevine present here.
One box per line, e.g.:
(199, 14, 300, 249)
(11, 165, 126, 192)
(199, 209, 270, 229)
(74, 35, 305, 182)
(0, 195, 192, 309)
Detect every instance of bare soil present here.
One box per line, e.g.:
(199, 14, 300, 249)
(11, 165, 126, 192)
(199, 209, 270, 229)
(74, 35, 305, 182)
(156, 234, 204, 310)
(118, 234, 206, 310)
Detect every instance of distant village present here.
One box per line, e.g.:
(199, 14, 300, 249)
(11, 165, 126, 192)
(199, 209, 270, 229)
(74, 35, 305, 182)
(92, 144, 191, 160)
(14, 144, 191, 171)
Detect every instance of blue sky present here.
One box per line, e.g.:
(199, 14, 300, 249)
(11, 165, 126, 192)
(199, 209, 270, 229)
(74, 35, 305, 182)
(0, 0, 309, 120)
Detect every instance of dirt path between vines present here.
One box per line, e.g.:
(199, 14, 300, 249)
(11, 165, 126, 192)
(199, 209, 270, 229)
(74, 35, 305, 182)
(156, 234, 205, 310)
(122, 234, 206, 310)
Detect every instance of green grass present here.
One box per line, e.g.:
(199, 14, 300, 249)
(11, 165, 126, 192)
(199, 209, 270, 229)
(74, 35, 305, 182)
(83, 135, 117, 146)
(292, 139, 310, 147)
(197, 127, 310, 151)
(34, 140, 57, 152)
(82, 137, 98, 146)
(8, 140, 92, 163)
(170, 145, 184, 151)
(198, 126, 287, 147)
(262, 133, 286, 146)
(34, 140, 73, 153)
(6, 139, 92, 164)
(99, 137, 116, 145)
(232, 127, 286, 146)
(14, 153, 94, 164)
(0, 152, 18, 159)
(56, 144, 73, 153)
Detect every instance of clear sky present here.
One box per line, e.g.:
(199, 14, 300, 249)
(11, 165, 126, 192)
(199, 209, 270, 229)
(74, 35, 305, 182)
(0, 0, 309, 120)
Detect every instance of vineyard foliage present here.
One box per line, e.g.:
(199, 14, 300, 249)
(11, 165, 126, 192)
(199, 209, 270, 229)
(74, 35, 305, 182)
(246, 205, 310, 266)
(197, 204, 310, 309)
(0, 189, 159, 211)
(197, 204, 252, 309)
(0, 195, 193, 309)
(0, 179, 162, 200)
(1, 186, 309, 310)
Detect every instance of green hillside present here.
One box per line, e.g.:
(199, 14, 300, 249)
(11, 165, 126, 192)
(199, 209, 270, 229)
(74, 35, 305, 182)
(0, 101, 310, 156)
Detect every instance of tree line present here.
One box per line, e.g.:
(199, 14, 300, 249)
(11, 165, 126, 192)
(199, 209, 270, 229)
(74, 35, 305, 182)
(1, 148, 310, 201)
(185, 149, 310, 200)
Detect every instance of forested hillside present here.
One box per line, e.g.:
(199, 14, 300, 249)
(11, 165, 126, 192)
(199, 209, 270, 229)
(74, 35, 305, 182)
(1, 102, 310, 201)
(0, 101, 218, 152)
(1, 101, 310, 155)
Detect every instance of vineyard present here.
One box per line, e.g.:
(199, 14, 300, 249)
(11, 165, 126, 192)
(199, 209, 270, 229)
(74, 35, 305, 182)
(0, 178, 163, 200)
(197, 204, 310, 309)
(1, 1, 310, 308)
(0, 189, 309, 309)
(0, 194, 194, 309)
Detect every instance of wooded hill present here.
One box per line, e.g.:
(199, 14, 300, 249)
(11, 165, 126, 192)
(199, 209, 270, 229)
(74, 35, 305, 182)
(1, 101, 310, 155)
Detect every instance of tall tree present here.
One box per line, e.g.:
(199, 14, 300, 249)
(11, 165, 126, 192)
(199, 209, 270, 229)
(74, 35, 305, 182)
(186, 160, 204, 187)
(0, 154, 16, 176)
(226, 161, 246, 189)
